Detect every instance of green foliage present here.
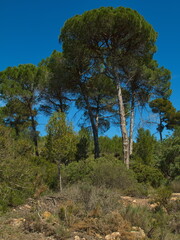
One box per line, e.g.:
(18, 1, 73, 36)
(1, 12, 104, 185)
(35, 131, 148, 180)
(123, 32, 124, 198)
(132, 159, 165, 188)
(0, 64, 46, 155)
(171, 176, 180, 193)
(150, 98, 177, 140)
(45, 111, 77, 164)
(60, 6, 161, 162)
(39, 50, 70, 114)
(0, 125, 58, 211)
(75, 74, 116, 134)
(158, 132, 180, 180)
(99, 135, 123, 158)
(76, 127, 91, 160)
(15, 137, 34, 157)
(150, 186, 172, 208)
(121, 204, 172, 240)
(31, 156, 58, 190)
(0, 153, 58, 211)
(62, 157, 95, 184)
(0, 157, 36, 210)
(134, 128, 156, 165)
(63, 155, 146, 196)
(0, 125, 14, 159)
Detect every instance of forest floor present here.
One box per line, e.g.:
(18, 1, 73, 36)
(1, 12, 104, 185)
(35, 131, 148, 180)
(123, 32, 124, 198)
(0, 192, 179, 240)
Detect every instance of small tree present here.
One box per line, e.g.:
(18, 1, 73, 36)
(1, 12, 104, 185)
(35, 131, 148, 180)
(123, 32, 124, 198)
(46, 111, 77, 191)
(135, 128, 156, 165)
(76, 127, 91, 160)
(0, 64, 45, 156)
(149, 98, 176, 141)
(158, 128, 180, 180)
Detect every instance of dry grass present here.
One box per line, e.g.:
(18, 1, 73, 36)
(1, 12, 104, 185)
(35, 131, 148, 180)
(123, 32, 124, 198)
(0, 185, 180, 240)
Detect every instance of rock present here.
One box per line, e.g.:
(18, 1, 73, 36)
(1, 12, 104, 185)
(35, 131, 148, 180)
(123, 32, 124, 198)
(18, 204, 32, 211)
(95, 233, 103, 239)
(131, 227, 146, 239)
(10, 218, 25, 227)
(42, 211, 52, 220)
(74, 236, 81, 240)
(105, 232, 121, 240)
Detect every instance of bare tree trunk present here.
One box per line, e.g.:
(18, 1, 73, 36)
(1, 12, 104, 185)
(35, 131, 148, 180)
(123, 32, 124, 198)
(31, 115, 39, 156)
(93, 127, 100, 159)
(116, 82, 130, 169)
(88, 108, 99, 159)
(159, 129, 163, 142)
(159, 114, 163, 142)
(80, 85, 100, 159)
(129, 98, 135, 156)
(58, 160, 62, 192)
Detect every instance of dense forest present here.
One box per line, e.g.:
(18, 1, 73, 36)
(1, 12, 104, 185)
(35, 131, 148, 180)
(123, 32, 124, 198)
(0, 6, 180, 240)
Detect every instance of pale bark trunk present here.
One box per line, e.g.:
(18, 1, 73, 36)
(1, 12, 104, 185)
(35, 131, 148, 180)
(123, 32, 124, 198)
(58, 160, 62, 192)
(129, 98, 135, 156)
(116, 82, 130, 169)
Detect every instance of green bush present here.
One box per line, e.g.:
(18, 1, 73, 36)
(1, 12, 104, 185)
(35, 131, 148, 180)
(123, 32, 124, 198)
(91, 157, 147, 196)
(150, 186, 172, 208)
(132, 159, 165, 188)
(0, 154, 58, 212)
(63, 155, 147, 196)
(0, 157, 37, 210)
(31, 156, 58, 190)
(171, 176, 180, 193)
(62, 156, 95, 184)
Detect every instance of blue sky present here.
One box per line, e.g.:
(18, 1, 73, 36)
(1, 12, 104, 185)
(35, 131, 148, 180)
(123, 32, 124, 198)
(0, 0, 179, 137)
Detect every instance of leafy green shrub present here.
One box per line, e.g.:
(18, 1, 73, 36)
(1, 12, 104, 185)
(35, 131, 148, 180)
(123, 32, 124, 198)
(63, 155, 147, 196)
(171, 176, 180, 193)
(0, 153, 58, 212)
(62, 156, 95, 184)
(0, 157, 37, 210)
(121, 204, 173, 239)
(158, 134, 180, 180)
(31, 156, 58, 190)
(150, 186, 172, 208)
(121, 205, 153, 234)
(90, 157, 147, 196)
(99, 135, 123, 158)
(132, 159, 165, 188)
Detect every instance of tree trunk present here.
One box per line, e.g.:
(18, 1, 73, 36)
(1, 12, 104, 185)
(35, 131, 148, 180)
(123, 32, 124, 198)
(116, 82, 130, 169)
(31, 115, 39, 156)
(80, 85, 100, 159)
(58, 160, 62, 192)
(159, 129, 163, 142)
(159, 114, 163, 142)
(88, 108, 99, 159)
(129, 98, 135, 156)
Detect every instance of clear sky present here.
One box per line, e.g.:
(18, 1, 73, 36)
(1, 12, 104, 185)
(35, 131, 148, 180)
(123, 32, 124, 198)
(0, 0, 179, 137)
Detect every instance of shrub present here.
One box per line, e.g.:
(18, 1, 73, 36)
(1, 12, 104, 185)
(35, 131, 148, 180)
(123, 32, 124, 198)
(171, 176, 180, 193)
(62, 157, 95, 184)
(63, 155, 147, 197)
(0, 155, 58, 212)
(31, 156, 58, 190)
(0, 157, 37, 210)
(132, 160, 165, 188)
(150, 186, 172, 208)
